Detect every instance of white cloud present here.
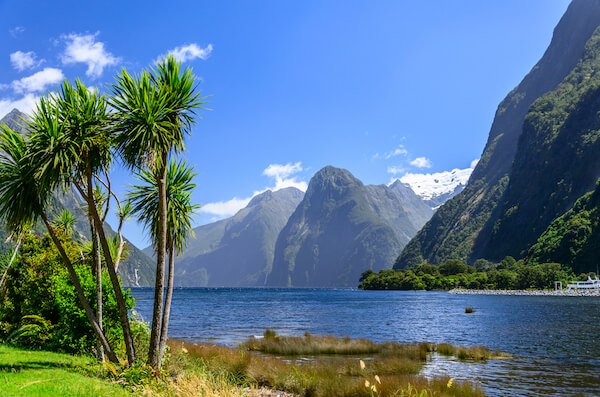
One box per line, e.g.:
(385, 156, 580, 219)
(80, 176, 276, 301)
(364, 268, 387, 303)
(391, 159, 479, 201)
(470, 159, 479, 168)
(409, 156, 432, 169)
(164, 43, 213, 63)
(9, 26, 25, 38)
(0, 94, 39, 119)
(200, 197, 252, 219)
(12, 68, 64, 93)
(387, 165, 405, 175)
(200, 162, 307, 219)
(61, 33, 119, 78)
(10, 51, 41, 71)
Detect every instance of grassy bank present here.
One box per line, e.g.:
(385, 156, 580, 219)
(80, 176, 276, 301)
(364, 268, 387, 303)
(0, 344, 130, 397)
(1, 332, 504, 396)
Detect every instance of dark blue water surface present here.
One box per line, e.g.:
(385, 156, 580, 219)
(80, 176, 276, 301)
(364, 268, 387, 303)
(130, 288, 600, 396)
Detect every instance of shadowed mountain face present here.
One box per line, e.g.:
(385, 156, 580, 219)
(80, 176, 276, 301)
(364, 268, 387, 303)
(0, 109, 155, 286)
(266, 166, 432, 287)
(172, 187, 305, 286)
(396, 0, 600, 268)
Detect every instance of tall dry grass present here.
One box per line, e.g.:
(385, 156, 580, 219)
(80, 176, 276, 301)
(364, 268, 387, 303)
(157, 332, 489, 397)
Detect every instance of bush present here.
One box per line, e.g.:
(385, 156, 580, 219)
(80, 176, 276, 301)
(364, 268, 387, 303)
(0, 232, 134, 355)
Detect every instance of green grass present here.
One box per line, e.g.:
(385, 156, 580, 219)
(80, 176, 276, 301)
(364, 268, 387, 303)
(0, 344, 130, 397)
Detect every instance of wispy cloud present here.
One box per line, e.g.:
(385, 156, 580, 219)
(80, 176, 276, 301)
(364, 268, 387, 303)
(162, 43, 213, 63)
(200, 162, 307, 220)
(9, 26, 25, 38)
(262, 162, 308, 192)
(409, 156, 432, 169)
(200, 197, 251, 219)
(374, 144, 408, 160)
(12, 67, 64, 93)
(385, 145, 408, 159)
(387, 165, 405, 175)
(10, 51, 42, 71)
(61, 33, 119, 78)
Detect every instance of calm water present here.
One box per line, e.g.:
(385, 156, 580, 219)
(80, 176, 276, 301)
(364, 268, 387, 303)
(130, 288, 600, 396)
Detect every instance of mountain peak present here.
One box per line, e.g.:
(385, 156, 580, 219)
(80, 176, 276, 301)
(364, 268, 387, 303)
(311, 166, 362, 189)
(1, 108, 27, 131)
(247, 187, 303, 207)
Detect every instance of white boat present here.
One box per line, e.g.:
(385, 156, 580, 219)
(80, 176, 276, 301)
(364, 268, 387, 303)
(566, 276, 600, 290)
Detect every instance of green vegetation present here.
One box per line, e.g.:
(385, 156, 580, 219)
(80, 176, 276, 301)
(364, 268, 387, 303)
(361, 258, 577, 290)
(0, 55, 202, 370)
(529, 181, 600, 274)
(111, 55, 203, 369)
(0, 344, 130, 397)
(481, 27, 600, 262)
(0, 229, 133, 355)
(0, 333, 495, 397)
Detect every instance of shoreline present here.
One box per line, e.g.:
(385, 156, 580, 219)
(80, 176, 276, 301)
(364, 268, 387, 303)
(448, 288, 600, 297)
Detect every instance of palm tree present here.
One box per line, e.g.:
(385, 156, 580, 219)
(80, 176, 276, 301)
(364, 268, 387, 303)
(111, 55, 202, 368)
(0, 123, 119, 363)
(27, 80, 136, 365)
(128, 159, 198, 361)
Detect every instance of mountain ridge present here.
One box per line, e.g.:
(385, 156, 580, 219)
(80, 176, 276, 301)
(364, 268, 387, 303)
(267, 166, 432, 287)
(396, 0, 600, 268)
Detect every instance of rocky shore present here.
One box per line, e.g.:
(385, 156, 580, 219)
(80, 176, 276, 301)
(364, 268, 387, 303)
(448, 288, 600, 297)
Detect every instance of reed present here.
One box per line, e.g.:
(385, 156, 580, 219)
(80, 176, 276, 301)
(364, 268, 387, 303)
(160, 333, 488, 397)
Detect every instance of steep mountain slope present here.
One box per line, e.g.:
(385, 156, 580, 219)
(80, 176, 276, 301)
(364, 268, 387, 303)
(173, 187, 304, 286)
(474, 28, 600, 261)
(0, 109, 154, 286)
(528, 181, 600, 274)
(396, 0, 600, 268)
(267, 166, 432, 287)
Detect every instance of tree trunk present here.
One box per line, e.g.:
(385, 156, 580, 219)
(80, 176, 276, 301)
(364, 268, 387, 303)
(0, 235, 22, 292)
(147, 152, 168, 369)
(92, 227, 104, 362)
(40, 212, 119, 364)
(76, 179, 136, 366)
(159, 240, 175, 361)
(88, 173, 104, 362)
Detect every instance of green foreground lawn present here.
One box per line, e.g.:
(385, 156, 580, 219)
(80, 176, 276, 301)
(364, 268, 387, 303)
(0, 344, 130, 397)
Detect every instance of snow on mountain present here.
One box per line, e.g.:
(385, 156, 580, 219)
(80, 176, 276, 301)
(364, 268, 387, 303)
(394, 160, 478, 207)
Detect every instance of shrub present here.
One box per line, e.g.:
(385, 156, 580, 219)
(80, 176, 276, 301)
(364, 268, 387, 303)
(0, 232, 133, 355)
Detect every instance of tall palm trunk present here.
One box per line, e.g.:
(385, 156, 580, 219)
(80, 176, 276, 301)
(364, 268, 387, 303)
(159, 240, 175, 360)
(148, 153, 168, 369)
(76, 177, 136, 366)
(40, 212, 119, 364)
(91, 226, 104, 361)
(0, 235, 22, 292)
(88, 173, 104, 362)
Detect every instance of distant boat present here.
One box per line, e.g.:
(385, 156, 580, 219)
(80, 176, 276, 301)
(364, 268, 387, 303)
(566, 276, 600, 290)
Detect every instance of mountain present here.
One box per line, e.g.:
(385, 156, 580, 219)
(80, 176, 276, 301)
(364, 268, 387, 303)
(0, 109, 155, 286)
(399, 166, 474, 208)
(266, 166, 433, 287)
(396, 0, 600, 268)
(528, 181, 600, 274)
(172, 187, 304, 286)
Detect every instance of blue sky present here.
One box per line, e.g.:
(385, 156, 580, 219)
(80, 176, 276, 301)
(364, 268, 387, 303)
(0, 0, 570, 248)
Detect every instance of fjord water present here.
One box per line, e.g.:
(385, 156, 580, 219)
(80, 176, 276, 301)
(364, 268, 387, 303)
(130, 288, 600, 396)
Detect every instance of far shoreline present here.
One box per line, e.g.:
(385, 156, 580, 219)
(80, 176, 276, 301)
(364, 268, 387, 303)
(448, 288, 600, 297)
